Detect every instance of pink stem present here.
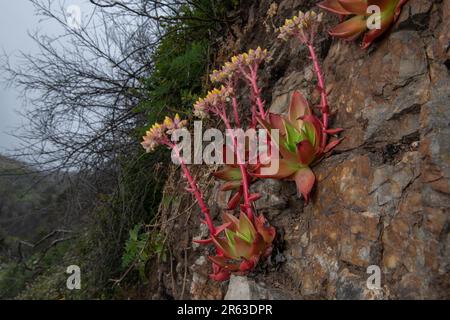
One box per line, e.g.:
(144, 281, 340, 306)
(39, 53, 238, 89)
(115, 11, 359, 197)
(249, 67, 266, 121)
(307, 43, 329, 149)
(231, 95, 241, 127)
(220, 114, 254, 221)
(170, 143, 216, 235)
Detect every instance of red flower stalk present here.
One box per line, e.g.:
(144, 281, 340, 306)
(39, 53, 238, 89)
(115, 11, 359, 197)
(194, 87, 257, 220)
(317, 0, 409, 48)
(141, 115, 216, 235)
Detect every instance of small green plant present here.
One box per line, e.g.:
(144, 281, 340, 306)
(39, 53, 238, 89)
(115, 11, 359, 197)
(122, 224, 166, 281)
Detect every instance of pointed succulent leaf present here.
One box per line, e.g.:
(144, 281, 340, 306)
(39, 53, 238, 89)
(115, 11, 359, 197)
(212, 166, 242, 181)
(337, 0, 368, 15)
(227, 189, 243, 210)
(212, 235, 237, 259)
(208, 256, 240, 272)
(288, 91, 311, 127)
(214, 222, 233, 236)
(209, 269, 231, 282)
(324, 138, 345, 153)
(233, 234, 253, 260)
(328, 15, 367, 40)
(225, 229, 236, 247)
(249, 233, 267, 259)
(297, 139, 316, 165)
(294, 167, 316, 203)
(318, 0, 353, 14)
(252, 158, 300, 179)
(284, 120, 305, 152)
(255, 215, 276, 244)
(237, 212, 257, 243)
(220, 180, 242, 191)
(268, 113, 286, 136)
(222, 212, 240, 230)
(192, 238, 213, 245)
(361, 6, 395, 48)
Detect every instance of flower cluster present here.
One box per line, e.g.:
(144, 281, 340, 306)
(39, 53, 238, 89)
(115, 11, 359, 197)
(278, 10, 323, 43)
(210, 47, 271, 84)
(193, 86, 232, 118)
(141, 114, 187, 152)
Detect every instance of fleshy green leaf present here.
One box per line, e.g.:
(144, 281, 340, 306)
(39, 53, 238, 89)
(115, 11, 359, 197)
(237, 212, 257, 243)
(284, 120, 305, 152)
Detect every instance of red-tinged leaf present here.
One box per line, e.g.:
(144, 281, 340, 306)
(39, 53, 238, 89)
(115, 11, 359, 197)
(212, 236, 237, 259)
(208, 256, 240, 271)
(255, 215, 276, 244)
(227, 189, 243, 210)
(249, 233, 266, 258)
(368, 0, 397, 12)
(239, 257, 257, 272)
(361, 12, 395, 48)
(318, 0, 352, 15)
(325, 128, 344, 135)
(252, 158, 300, 179)
(209, 269, 231, 282)
(329, 15, 367, 40)
(222, 212, 240, 230)
(297, 139, 316, 166)
(395, 0, 409, 19)
(220, 180, 242, 191)
(294, 167, 316, 203)
(192, 238, 213, 245)
(288, 91, 311, 128)
(268, 113, 286, 136)
(212, 166, 242, 181)
(214, 222, 233, 236)
(302, 115, 323, 149)
(248, 193, 262, 202)
(233, 235, 252, 260)
(338, 0, 368, 15)
(324, 138, 345, 153)
(238, 211, 257, 242)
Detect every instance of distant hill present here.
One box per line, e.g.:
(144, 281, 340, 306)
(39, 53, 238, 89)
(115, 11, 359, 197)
(0, 155, 66, 242)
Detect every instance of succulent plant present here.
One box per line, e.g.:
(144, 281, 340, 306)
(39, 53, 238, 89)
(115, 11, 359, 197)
(208, 212, 276, 281)
(254, 91, 343, 202)
(318, 0, 409, 48)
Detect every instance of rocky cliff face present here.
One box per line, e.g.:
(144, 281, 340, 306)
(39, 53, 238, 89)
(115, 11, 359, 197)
(158, 0, 449, 300)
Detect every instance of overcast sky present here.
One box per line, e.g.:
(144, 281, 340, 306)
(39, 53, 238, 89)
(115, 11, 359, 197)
(0, 0, 91, 154)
